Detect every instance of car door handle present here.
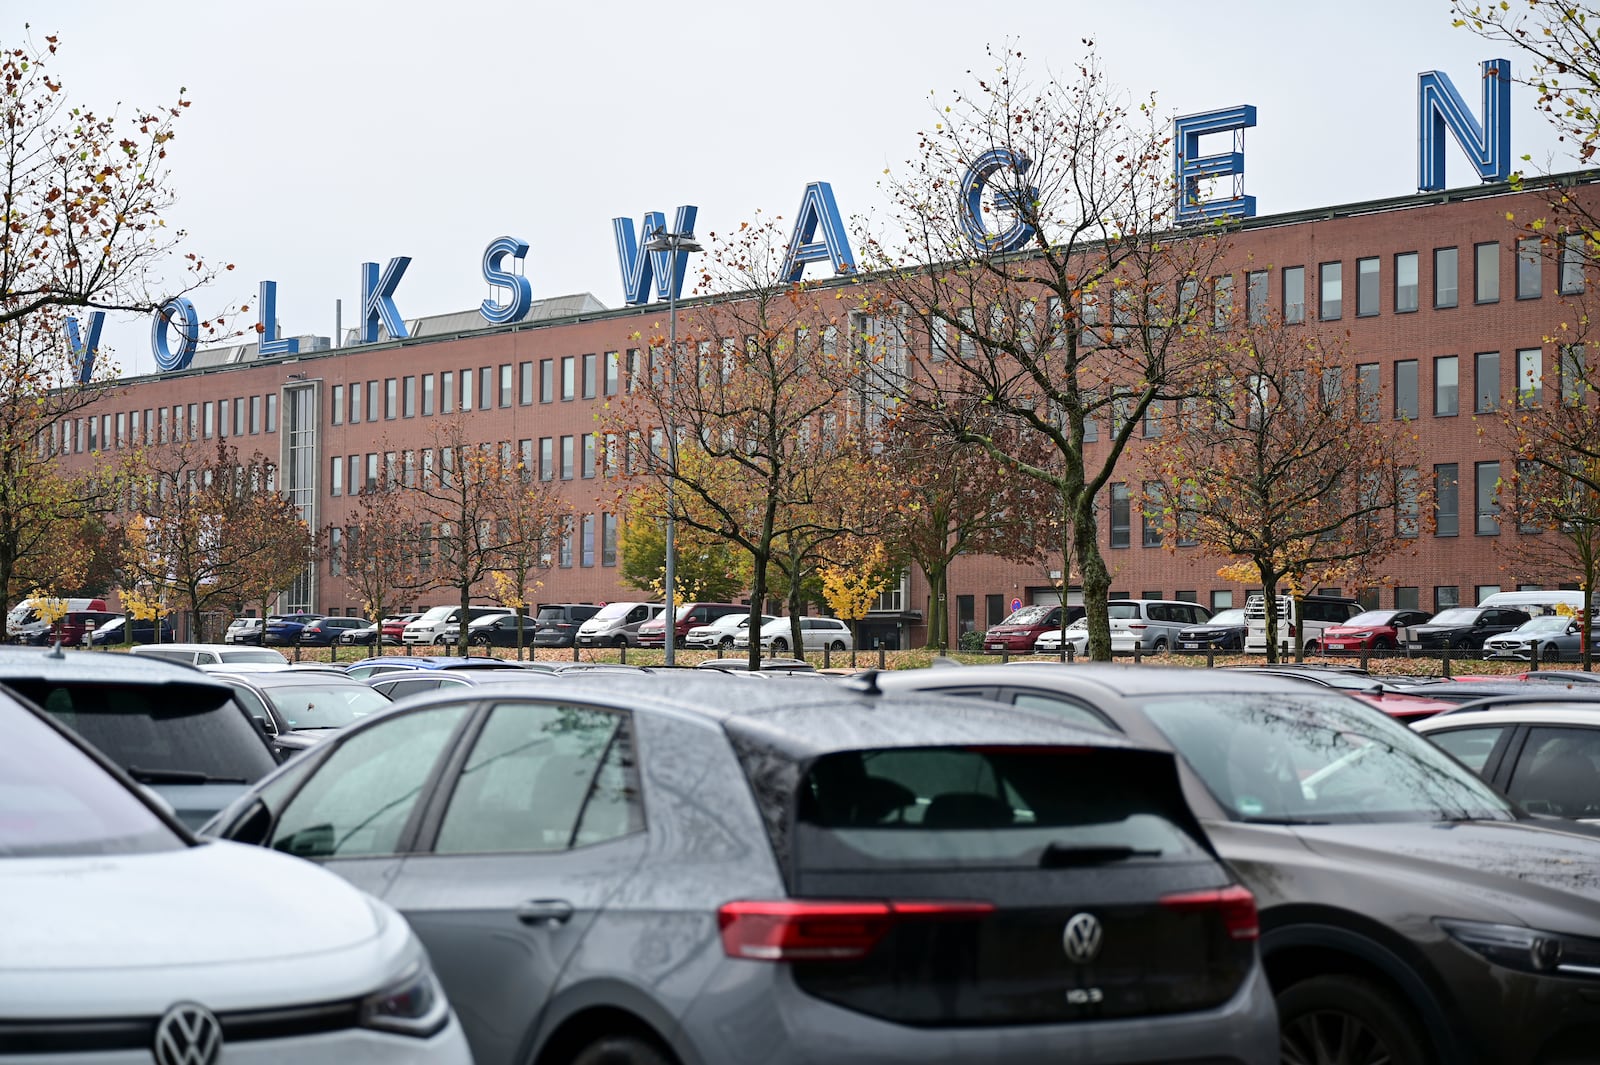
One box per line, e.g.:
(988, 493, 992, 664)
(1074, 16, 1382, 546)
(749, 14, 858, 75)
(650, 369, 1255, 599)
(516, 898, 574, 926)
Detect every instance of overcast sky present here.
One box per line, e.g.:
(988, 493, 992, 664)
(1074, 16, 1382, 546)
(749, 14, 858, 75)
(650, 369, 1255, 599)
(16, 0, 1580, 376)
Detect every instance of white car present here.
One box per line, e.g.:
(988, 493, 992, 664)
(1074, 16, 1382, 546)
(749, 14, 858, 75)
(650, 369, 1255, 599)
(1032, 616, 1089, 656)
(735, 615, 854, 653)
(684, 612, 775, 650)
(0, 690, 472, 1064)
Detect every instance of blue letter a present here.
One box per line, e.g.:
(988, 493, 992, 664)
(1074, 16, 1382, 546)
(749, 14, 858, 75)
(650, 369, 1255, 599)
(780, 182, 854, 283)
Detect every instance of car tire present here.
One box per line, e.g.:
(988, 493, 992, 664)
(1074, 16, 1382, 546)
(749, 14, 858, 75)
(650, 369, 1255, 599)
(570, 1036, 672, 1065)
(829, 640, 846, 652)
(1277, 974, 1430, 1065)
(612, 635, 628, 648)
(1455, 637, 1472, 650)
(1152, 638, 1168, 654)
(772, 637, 789, 653)
(719, 635, 735, 649)
(1305, 640, 1321, 654)
(1543, 643, 1562, 663)
(1373, 637, 1395, 650)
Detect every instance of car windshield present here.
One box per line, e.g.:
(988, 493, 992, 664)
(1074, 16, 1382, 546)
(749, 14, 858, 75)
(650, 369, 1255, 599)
(0, 699, 183, 857)
(1205, 609, 1247, 626)
(1427, 608, 1480, 626)
(1343, 611, 1396, 627)
(998, 606, 1050, 626)
(217, 650, 288, 665)
(1107, 602, 1141, 620)
(590, 603, 638, 620)
(260, 683, 391, 730)
(415, 606, 453, 623)
(535, 608, 567, 622)
(1139, 692, 1511, 824)
(1514, 616, 1576, 633)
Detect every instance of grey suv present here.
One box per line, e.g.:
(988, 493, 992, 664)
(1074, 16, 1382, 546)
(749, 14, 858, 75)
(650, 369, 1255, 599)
(875, 663, 1600, 1065)
(204, 674, 1277, 1065)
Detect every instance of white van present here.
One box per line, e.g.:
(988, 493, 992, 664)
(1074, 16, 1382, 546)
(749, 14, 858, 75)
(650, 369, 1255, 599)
(7, 597, 109, 643)
(402, 605, 511, 646)
(1244, 594, 1361, 654)
(1476, 590, 1590, 615)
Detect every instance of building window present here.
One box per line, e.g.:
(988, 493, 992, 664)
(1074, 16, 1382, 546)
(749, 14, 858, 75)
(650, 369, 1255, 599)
(330, 456, 342, 498)
(1245, 270, 1269, 324)
(539, 437, 553, 481)
(1394, 360, 1418, 420)
(559, 518, 574, 568)
(1560, 345, 1585, 406)
(582, 435, 596, 478)
(1560, 234, 1586, 295)
(604, 351, 620, 396)
(499, 364, 514, 408)
(540, 359, 554, 403)
(331, 385, 344, 426)
(561, 356, 576, 401)
(1356, 257, 1380, 317)
(581, 514, 596, 567)
(201, 403, 212, 440)
(601, 513, 618, 566)
(397, 376, 411, 418)
(422, 374, 435, 416)
(1395, 586, 1420, 610)
(1357, 363, 1380, 422)
(264, 395, 276, 433)
(1210, 589, 1234, 612)
(381, 378, 395, 420)
(1434, 586, 1460, 612)
(365, 453, 379, 491)
(1475, 351, 1501, 411)
(459, 368, 472, 412)
(479, 367, 494, 410)
(1434, 247, 1458, 308)
(1475, 461, 1501, 535)
(1213, 275, 1234, 330)
(1141, 482, 1164, 547)
(1395, 251, 1419, 313)
(582, 353, 597, 399)
(1109, 482, 1130, 548)
(1283, 266, 1305, 324)
(250, 395, 262, 434)
(1475, 242, 1500, 303)
(367, 379, 381, 421)
(1517, 347, 1543, 407)
(1319, 262, 1342, 320)
(1434, 355, 1459, 416)
(1397, 466, 1419, 538)
(1517, 237, 1543, 299)
(440, 372, 454, 415)
(348, 455, 360, 495)
(560, 436, 574, 479)
(1435, 463, 1459, 537)
(519, 361, 533, 406)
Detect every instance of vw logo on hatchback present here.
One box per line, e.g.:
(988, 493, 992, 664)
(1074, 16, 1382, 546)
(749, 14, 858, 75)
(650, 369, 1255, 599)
(152, 1002, 222, 1065)
(1062, 912, 1103, 964)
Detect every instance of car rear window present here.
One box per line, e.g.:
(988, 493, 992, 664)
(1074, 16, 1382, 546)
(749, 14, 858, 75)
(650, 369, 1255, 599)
(261, 683, 391, 729)
(793, 746, 1201, 871)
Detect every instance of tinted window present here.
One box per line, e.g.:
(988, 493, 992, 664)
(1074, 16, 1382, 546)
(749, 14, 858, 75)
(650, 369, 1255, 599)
(1141, 693, 1509, 824)
(1505, 727, 1600, 818)
(434, 702, 640, 854)
(270, 705, 468, 858)
(0, 700, 182, 857)
(216, 650, 289, 665)
(796, 747, 1200, 869)
(1007, 690, 1115, 732)
(1425, 726, 1507, 774)
(379, 678, 447, 699)
(260, 683, 390, 730)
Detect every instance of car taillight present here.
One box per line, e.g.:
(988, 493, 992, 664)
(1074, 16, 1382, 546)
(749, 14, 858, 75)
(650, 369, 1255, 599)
(1287, 623, 1297, 636)
(1160, 884, 1259, 940)
(718, 899, 994, 962)
(1128, 623, 1147, 631)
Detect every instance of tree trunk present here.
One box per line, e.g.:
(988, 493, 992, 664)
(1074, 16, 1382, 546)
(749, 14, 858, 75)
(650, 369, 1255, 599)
(1070, 492, 1111, 662)
(458, 583, 471, 657)
(922, 561, 949, 651)
(747, 548, 770, 671)
(1257, 568, 1281, 665)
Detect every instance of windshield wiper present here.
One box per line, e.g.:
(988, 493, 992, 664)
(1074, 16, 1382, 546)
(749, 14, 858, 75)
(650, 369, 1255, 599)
(125, 766, 248, 785)
(1039, 843, 1161, 867)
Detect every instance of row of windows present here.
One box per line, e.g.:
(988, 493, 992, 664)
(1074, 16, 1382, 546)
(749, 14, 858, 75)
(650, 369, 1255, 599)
(327, 513, 619, 573)
(329, 354, 624, 426)
(1354, 346, 1584, 421)
(329, 434, 610, 497)
(48, 395, 278, 455)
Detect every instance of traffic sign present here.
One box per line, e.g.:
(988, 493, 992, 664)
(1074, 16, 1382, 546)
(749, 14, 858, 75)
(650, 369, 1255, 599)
(1011, 597, 1022, 612)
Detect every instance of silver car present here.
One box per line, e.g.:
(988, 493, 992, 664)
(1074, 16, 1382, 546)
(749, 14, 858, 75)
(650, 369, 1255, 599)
(1482, 614, 1598, 663)
(205, 675, 1277, 1065)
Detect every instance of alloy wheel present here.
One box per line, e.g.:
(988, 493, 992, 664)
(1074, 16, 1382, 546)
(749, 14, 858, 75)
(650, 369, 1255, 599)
(1281, 1009, 1395, 1065)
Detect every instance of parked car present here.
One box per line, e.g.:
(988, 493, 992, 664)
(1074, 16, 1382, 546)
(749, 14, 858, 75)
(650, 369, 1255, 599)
(367, 667, 556, 700)
(529, 603, 602, 647)
(636, 601, 746, 647)
(735, 615, 853, 653)
(981, 603, 1085, 654)
(297, 616, 375, 647)
(1482, 614, 1598, 663)
(210, 670, 394, 760)
(1032, 616, 1088, 656)
(339, 619, 382, 645)
(694, 656, 818, 675)
(1243, 593, 1361, 655)
(263, 612, 324, 646)
(381, 612, 422, 644)
(1176, 607, 1248, 652)
(403, 605, 511, 646)
(204, 674, 1277, 1065)
(1407, 606, 1532, 651)
(342, 655, 532, 681)
(0, 646, 278, 828)
(131, 643, 290, 669)
(5, 596, 108, 643)
(1414, 697, 1600, 821)
(0, 689, 472, 1064)
(685, 612, 775, 649)
(1225, 664, 1457, 722)
(23, 609, 121, 646)
(464, 612, 541, 648)
(574, 601, 664, 648)
(225, 616, 265, 644)
(1319, 608, 1436, 652)
(1108, 599, 1213, 654)
(873, 662, 1600, 1065)
(87, 614, 177, 646)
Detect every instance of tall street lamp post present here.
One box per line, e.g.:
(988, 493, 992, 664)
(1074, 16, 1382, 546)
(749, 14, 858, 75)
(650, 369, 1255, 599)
(643, 226, 701, 667)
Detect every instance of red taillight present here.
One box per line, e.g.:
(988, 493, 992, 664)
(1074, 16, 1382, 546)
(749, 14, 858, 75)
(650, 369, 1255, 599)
(1288, 623, 1297, 636)
(1127, 622, 1147, 630)
(718, 899, 994, 962)
(1160, 884, 1259, 941)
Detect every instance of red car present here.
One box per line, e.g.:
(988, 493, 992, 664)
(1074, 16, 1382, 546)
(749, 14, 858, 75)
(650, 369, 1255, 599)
(1320, 609, 1434, 652)
(381, 613, 421, 645)
(983, 604, 1085, 653)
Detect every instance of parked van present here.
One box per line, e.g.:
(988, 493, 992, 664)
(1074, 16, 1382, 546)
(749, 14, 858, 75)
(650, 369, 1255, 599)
(1476, 589, 1591, 616)
(7, 598, 109, 643)
(1244, 593, 1362, 654)
(403, 604, 512, 646)
(1107, 599, 1213, 653)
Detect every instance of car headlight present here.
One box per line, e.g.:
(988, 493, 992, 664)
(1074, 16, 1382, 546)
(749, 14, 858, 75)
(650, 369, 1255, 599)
(360, 962, 450, 1037)
(1347, 631, 1373, 639)
(1436, 918, 1600, 978)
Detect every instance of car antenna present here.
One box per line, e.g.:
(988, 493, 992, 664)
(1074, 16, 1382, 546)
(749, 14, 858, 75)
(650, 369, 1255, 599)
(842, 668, 883, 696)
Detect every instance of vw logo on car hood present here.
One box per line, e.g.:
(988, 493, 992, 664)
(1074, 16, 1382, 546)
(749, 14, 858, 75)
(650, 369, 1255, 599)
(153, 1002, 221, 1065)
(1062, 912, 1103, 964)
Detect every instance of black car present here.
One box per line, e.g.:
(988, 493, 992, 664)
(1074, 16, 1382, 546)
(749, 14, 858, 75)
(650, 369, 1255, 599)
(296, 616, 374, 647)
(203, 674, 1277, 1065)
(529, 603, 603, 647)
(0, 646, 276, 827)
(209, 670, 394, 759)
(1175, 607, 1248, 651)
(86, 615, 177, 646)
(874, 662, 1600, 1065)
(465, 613, 542, 648)
(1408, 606, 1531, 651)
